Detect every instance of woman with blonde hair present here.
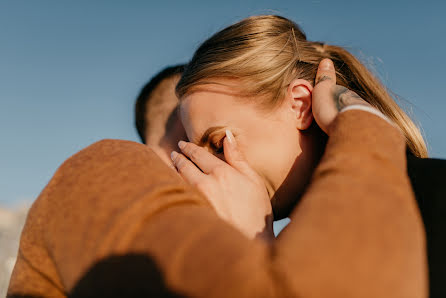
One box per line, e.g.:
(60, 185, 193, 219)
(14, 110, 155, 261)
(9, 15, 441, 298)
(173, 14, 437, 216)
(171, 14, 446, 297)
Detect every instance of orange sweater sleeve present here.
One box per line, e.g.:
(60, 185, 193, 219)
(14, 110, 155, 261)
(8, 110, 427, 298)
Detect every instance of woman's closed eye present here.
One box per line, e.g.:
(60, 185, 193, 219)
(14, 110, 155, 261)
(210, 137, 224, 154)
(197, 126, 228, 155)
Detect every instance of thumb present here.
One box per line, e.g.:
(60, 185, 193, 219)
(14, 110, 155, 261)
(223, 129, 258, 179)
(312, 58, 338, 134)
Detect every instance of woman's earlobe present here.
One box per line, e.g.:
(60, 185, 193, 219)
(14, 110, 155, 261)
(289, 83, 313, 130)
(295, 102, 313, 130)
(300, 111, 314, 130)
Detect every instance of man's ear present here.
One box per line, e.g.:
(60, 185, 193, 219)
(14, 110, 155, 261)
(286, 78, 313, 130)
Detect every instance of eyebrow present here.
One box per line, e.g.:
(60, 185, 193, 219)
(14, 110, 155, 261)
(198, 126, 226, 146)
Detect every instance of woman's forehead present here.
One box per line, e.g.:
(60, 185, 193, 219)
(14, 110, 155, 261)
(179, 90, 252, 143)
(179, 83, 279, 144)
(179, 93, 229, 143)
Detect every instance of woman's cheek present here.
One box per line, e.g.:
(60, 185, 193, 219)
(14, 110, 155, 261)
(243, 142, 278, 187)
(237, 141, 263, 174)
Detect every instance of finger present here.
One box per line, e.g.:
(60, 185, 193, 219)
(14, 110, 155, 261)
(171, 151, 207, 186)
(315, 58, 336, 86)
(178, 141, 225, 174)
(223, 130, 259, 180)
(312, 59, 338, 134)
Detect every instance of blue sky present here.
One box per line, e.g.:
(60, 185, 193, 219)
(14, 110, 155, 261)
(1, 0, 445, 207)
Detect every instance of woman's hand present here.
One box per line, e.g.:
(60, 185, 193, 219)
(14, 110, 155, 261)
(312, 58, 374, 135)
(171, 130, 274, 243)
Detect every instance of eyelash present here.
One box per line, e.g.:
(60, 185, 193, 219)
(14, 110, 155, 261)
(210, 138, 224, 154)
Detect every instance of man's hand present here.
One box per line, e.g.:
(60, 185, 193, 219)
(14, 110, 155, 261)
(171, 130, 274, 243)
(312, 58, 373, 135)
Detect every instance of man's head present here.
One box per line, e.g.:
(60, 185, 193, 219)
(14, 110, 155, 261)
(135, 64, 186, 147)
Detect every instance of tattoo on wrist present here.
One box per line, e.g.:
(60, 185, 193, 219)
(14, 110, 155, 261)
(332, 86, 365, 111)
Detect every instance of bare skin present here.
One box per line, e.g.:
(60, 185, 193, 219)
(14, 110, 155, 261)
(312, 60, 372, 133)
(144, 75, 188, 169)
(150, 111, 187, 170)
(172, 59, 376, 241)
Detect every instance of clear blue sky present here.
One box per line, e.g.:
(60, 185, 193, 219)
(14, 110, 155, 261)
(1, 0, 445, 206)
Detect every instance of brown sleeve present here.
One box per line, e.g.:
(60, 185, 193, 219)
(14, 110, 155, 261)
(8, 110, 427, 298)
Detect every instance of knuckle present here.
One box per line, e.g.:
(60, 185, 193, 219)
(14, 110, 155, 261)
(189, 147, 201, 161)
(175, 158, 187, 173)
(227, 146, 244, 161)
(211, 165, 226, 177)
(233, 151, 245, 162)
(181, 142, 191, 154)
(195, 180, 209, 192)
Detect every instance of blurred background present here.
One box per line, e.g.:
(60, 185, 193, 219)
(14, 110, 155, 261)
(1, 0, 445, 294)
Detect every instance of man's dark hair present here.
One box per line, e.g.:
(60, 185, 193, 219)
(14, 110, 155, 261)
(135, 64, 186, 144)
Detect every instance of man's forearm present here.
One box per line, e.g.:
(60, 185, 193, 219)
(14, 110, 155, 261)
(9, 111, 427, 298)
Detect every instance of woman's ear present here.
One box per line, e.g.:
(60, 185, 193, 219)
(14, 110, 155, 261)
(286, 79, 313, 130)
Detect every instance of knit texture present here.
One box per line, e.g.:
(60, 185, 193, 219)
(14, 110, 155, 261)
(8, 110, 427, 298)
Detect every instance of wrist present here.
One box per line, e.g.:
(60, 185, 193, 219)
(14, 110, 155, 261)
(339, 104, 395, 127)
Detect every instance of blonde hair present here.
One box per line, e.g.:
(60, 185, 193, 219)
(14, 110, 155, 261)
(177, 15, 428, 158)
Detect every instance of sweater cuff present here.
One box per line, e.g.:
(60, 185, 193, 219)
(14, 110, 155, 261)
(328, 109, 407, 171)
(339, 105, 395, 127)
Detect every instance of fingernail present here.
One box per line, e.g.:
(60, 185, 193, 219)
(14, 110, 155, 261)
(320, 58, 334, 71)
(178, 141, 186, 150)
(225, 129, 236, 145)
(171, 151, 178, 161)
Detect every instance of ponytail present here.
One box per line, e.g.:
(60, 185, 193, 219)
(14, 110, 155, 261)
(177, 15, 428, 157)
(312, 43, 428, 157)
